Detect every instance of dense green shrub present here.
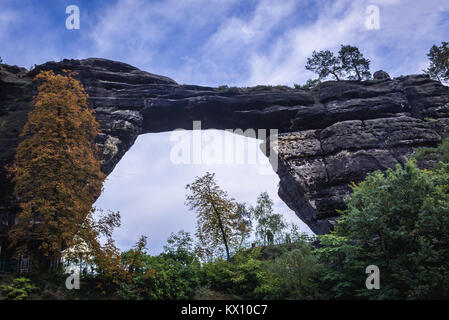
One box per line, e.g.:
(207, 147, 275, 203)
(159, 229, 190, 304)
(120, 231, 202, 300)
(200, 242, 323, 300)
(200, 248, 265, 299)
(1, 277, 38, 300)
(317, 159, 449, 299)
(256, 242, 323, 299)
(201, 258, 236, 293)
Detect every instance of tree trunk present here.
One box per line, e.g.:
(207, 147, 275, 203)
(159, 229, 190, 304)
(355, 66, 361, 81)
(210, 201, 231, 261)
(216, 209, 230, 261)
(331, 72, 340, 81)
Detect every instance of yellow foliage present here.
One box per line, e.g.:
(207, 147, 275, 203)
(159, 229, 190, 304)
(8, 70, 105, 267)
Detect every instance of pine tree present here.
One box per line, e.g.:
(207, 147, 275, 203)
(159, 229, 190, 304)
(8, 70, 105, 271)
(425, 41, 449, 83)
(305, 50, 342, 81)
(305, 45, 371, 81)
(338, 45, 371, 80)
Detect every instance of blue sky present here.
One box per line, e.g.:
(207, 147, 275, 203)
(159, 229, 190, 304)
(2, 0, 449, 253)
(3, 0, 449, 86)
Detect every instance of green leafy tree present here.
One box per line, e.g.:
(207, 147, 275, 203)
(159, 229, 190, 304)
(163, 229, 193, 255)
(251, 192, 287, 245)
(200, 241, 324, 300)
(122, 235, 148, 275)
(305, 50, 342, 81)
(185, 172, 248, 261)
(314, 233, 364, 299)
(200, 258, 236, 293)
(317, 158, 449, 299)
(234, 202, 253, 249)
(338, 45, 371, 80)
(425, 41, 449, 83)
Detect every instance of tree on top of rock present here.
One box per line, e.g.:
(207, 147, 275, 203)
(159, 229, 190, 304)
(305, 45, 371, 81)
(8, 70, 105, 272)
(305, 50, 343, 81)
(425, 41, 449, 83)
(338, 45, 371, 80)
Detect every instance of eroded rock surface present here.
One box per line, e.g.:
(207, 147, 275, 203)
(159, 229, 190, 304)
(1, 58, 448, 236)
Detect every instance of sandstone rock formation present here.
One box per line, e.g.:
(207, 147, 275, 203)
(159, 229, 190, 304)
(1, 58, 448, 239)
(373, 70, 391, 80)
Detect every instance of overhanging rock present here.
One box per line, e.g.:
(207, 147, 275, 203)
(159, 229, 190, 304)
(1, 58, 449, 235)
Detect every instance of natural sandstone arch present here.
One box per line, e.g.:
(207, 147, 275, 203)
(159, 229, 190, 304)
(1, 58, 449, 244)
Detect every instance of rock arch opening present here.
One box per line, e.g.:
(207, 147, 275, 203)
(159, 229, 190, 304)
(94, 130, 312, 253)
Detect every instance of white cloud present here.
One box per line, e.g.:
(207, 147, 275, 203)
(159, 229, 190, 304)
(204, 0, 295, 50)
(87, 0, 240, 77)
(245, 1, 363, 85)
(244, 0, 449, 85)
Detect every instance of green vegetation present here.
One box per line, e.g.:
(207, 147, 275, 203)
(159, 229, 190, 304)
(306, 49, 342, 80)
(294, 79, 321, 90)
(339, 45, 371, 80)
(425, 41, 449, 83)
(255, 243, 323, 299)
(119, 232, 202, 299)
(217, 85, 240, 93)
(1, 277, 38, 300)
(3, 140, 449, 300)
(317, 159, 449, 299)
(218, 45, 372, 92)
(250, 192, 287, 245)
(413, 138, 449, 165)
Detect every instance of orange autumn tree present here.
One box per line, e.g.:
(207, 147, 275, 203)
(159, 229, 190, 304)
(8, 70, 105, 271)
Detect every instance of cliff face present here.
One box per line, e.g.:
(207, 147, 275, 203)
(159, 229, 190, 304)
(1, 58, 449, 236)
